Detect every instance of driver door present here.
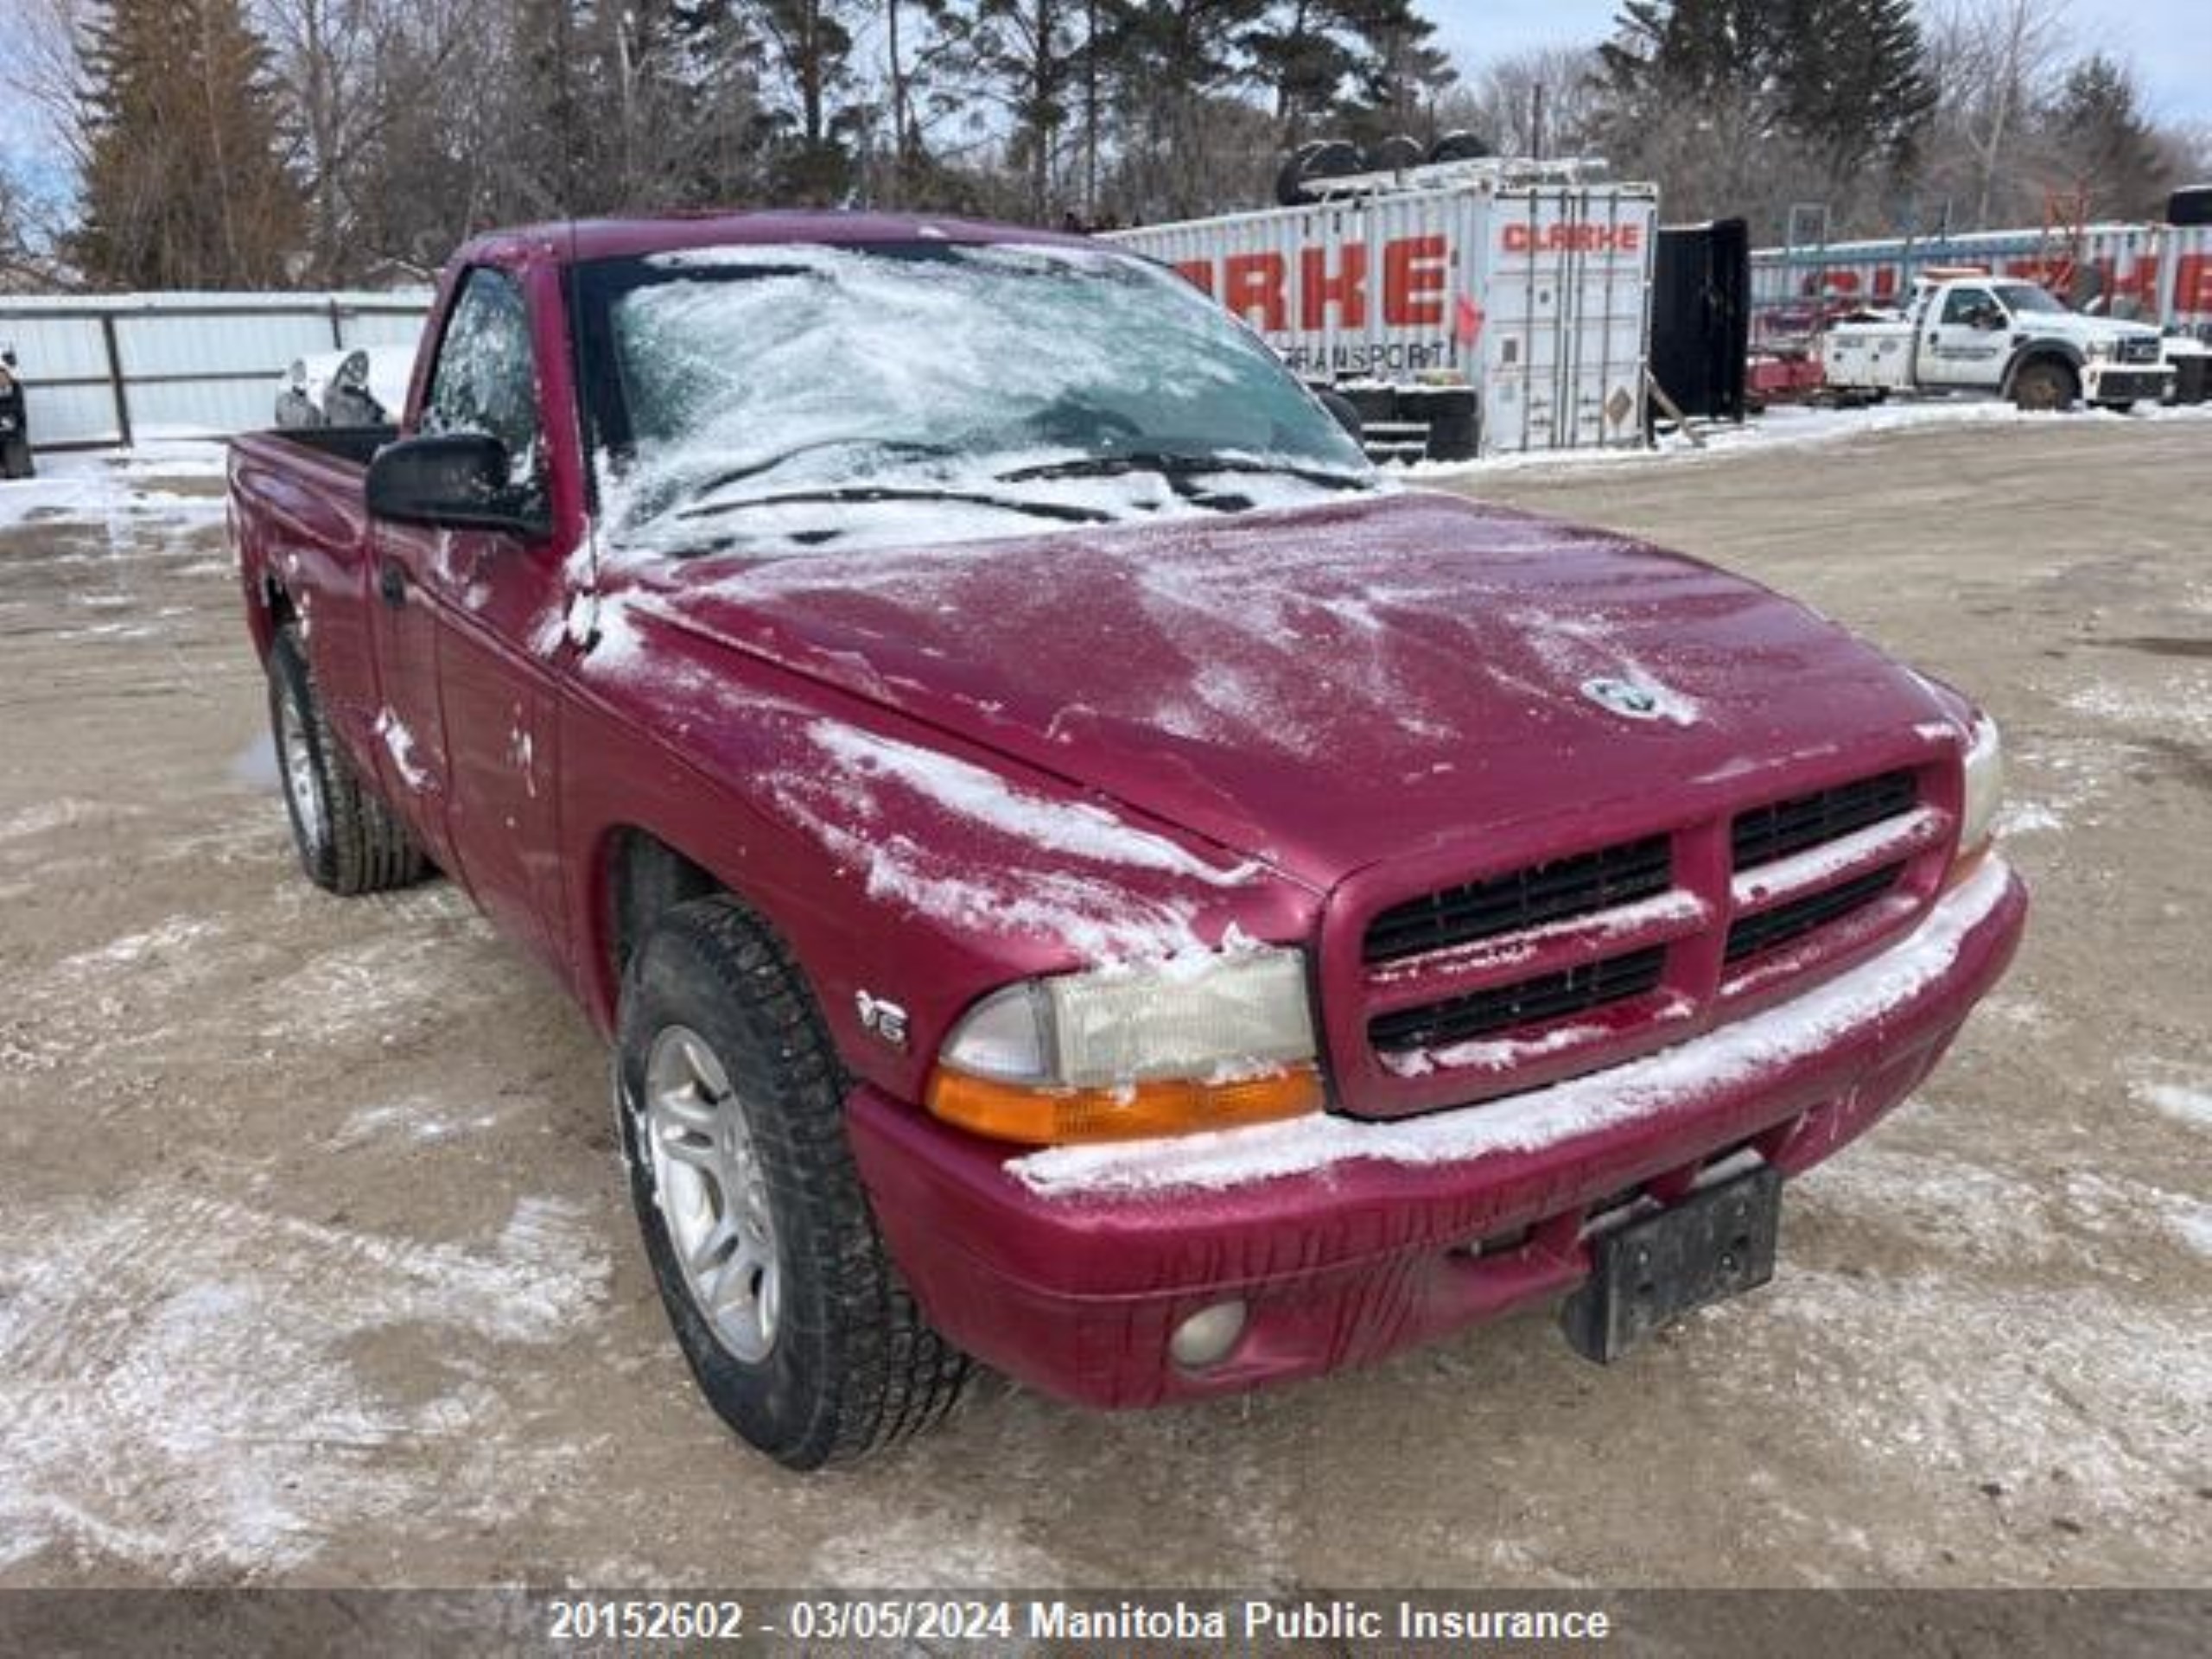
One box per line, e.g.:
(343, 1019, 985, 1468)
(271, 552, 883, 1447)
(373, 266, 572, 971)
(1920, 285, 2009, 388)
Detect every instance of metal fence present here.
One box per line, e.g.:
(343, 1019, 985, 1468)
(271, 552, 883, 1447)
(0, 290, 434, 450)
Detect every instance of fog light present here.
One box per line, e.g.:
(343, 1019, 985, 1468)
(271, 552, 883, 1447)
(1168, 1300, 1247, 1370)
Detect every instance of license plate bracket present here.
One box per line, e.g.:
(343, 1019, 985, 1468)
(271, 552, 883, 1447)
(1560, 1166, 1782, 1363)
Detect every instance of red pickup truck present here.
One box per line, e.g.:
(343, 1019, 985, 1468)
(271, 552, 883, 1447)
(230, 211, 2025, 1469)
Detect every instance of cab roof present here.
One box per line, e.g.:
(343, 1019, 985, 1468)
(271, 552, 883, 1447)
(454, 208, 1101, 271)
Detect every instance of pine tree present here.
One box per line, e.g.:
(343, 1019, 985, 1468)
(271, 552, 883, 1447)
(1597, 0, 1770, 108)
(749, 0, 865, 201)
(1597, 0, 1929, 190)
(1771, 0, 1934, 182)
(72, 0, 306, 288)
(2044, 54, 2170, 219)
(969, 0, 1082, 222)
(1246, 2, 1365, 147)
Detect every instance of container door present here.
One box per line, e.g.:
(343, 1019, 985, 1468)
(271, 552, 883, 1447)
(1478, 188, 1654, 455)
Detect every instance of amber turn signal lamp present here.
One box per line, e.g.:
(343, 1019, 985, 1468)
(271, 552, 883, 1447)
(926, 1063, 1325, 1147)
(1943, 841, 1990, 891)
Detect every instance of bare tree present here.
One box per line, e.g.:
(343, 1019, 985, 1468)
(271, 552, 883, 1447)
(1435, 44, 1605, 160)
(1922, 0, 2073, 226)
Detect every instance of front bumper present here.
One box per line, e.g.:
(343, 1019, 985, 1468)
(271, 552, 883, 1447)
(848, 861, 2027, 1408)
(2082, 363, 2172, 403)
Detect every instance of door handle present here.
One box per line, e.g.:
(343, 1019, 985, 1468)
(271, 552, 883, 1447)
(377, 556, 408, 608)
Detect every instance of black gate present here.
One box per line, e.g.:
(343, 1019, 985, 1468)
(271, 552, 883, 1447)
(1649, 219, 1750, 424)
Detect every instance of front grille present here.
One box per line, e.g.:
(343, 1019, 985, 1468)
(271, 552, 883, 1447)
(1342, 760, 1945, 1114)
(1363, 835, 1671, 965)
(2119, 336, 2160, 365)
(1732, 770, 1916, 870)
(1369, 947, 1667, 1054)
(1725, 863, 1903, 963)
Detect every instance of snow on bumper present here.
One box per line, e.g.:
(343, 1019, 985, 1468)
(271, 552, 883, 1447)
(846, 859, 2027, 1408)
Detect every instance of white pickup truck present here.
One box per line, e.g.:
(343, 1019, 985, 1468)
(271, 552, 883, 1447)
(1821, 273, 2173, 411)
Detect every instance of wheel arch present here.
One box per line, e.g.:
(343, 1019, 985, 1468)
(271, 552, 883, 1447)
(587, 823, 825, 1042)
(2000, 340, 2084, 397)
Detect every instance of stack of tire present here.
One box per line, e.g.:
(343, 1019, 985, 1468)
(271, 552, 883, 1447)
(1274, 130, 1491, 206)
(1331, 382, 1479, 465)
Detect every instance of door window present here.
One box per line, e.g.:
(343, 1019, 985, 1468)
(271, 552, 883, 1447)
(424, 268, 548, 519)
(1940, 287, 2000, 328)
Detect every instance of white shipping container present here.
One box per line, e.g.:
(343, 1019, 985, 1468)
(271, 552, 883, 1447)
(1104, 175, 1659, 457)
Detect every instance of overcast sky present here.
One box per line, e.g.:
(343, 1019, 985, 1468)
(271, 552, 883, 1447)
(1431, 0, 2212, 126)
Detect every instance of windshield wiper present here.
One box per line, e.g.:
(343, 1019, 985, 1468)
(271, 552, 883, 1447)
(673, 485, 1117, 525)
(684, 437, 958, 498)
(995, 451, 1371, 491)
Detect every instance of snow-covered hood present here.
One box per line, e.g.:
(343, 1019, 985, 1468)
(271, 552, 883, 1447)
(2029, 312, 2162, 350)
(609, 490, 1957, 889)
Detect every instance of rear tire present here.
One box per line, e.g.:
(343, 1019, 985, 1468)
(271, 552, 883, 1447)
(617, 897, 969, 1469)
(2011, 359, 2076, 412)
(265, 625, 428, 894)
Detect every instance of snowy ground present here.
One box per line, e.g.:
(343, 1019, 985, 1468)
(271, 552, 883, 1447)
(0, 414, 2206, 1589)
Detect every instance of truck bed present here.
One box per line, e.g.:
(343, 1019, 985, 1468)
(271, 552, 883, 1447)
(257, 424, 397, 468)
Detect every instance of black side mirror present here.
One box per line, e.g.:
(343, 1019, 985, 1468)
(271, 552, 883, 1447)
(366, 432, 542, 537)
(1318, 388, 1364, 443)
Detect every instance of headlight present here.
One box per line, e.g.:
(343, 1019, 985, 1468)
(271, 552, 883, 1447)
(1958, 712, 2004, 856)
(929, 948, 1323, 1145)
(2084, 339, 2113, 361)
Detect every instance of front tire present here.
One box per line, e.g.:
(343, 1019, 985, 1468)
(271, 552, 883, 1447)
(265, 624, 427, 894)
(617, 897, 969, 1468)
(2011, 359, 2077, 412)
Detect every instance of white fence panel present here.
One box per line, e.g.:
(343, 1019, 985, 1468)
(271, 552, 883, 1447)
(0, 290, 434, 449)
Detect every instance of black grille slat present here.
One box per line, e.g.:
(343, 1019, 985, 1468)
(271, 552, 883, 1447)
(1725, 865, 1903, 963)
(1370, 947, 1667, 1055)
(1364, 836, 1672, 965)
(1732, 770, 1917, 871)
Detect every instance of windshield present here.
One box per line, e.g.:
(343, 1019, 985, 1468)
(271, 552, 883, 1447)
(1992, 282, 2067, 315)
(575, 240, 1375, 556)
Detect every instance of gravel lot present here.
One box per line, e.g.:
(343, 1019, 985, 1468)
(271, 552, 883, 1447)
(0, 412, 2206, 1590)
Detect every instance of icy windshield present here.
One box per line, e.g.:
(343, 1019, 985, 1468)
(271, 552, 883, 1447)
(1993, 283, 2067, 315)
(575, 240, 1375, 556)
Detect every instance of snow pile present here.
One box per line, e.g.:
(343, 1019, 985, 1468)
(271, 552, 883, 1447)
(1011, 857, 2012, 1198)
(0, 441, 228, 535)
(1414, 394, 2212, 480)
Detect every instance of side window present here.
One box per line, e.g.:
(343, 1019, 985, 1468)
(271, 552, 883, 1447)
(423, 268, 546, 515)
(1941, 287, 1996, 327)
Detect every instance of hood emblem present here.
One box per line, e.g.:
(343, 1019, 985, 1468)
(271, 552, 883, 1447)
(1580, 677, 1667, 721)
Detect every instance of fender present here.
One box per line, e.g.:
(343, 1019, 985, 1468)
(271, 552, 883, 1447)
(1999, 335, 2084, 397)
